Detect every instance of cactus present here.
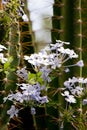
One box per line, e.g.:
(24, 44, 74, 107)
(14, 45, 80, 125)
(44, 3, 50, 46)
(0, 16, 20, 130)
(0, 1, 21, 129)
(50, 0, 87, 129)
(1, 0, 87, 130)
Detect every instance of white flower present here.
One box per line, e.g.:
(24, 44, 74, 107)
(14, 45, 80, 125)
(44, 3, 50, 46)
(38, 96, 49, 104)
(22, 14, 28, 21)
(71, 86, 83, 96)
(13, 92, 23, 103)
(0, 45, 7, 52)
(61, 91, 76, 103)
(67, 49, 78, 58)
(24, 55, 30, 61)
(7, 105, 19, 118)
(3, 93, 14, 102)
(83, 78, 87, 83)
(17, 83, 49, 104)
(31, 107, 36, 115)
(63, 77, 87, 98)
(56, 40, 70, 45)
(65, 95, 76, 103)
(83, 99, 87, 105)
(64, 68, 70, 73)
(64, 77, 85, 89)
(24, 40, 79, 71)
(0, 53, 7, 63)
(61, 91, 69, 97)
(78, 77, 84, 83)
(58, 47, 78, 58)
(76, 60, 84, 67)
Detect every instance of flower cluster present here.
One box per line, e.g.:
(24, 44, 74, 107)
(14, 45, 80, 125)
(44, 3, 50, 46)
(3, 40, 85, 122)
(4, 83, 48, 118)
(24, 40, 84, 90)
(23, 40, 85, 105)
(24, 40, 83, 72)
(62, 77, 87, 104)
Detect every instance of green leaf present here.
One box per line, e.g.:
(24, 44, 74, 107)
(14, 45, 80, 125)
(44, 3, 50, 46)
(28, 72, 36, 84)
(4, 56, 13, 70)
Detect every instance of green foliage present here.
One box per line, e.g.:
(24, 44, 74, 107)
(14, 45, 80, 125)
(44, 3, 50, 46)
(28, 71, 43, 85)
(4, 57, 13, 71)
(0, 11, 10, 43)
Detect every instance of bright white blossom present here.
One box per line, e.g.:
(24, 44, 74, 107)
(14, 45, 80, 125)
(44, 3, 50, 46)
(0, 44, 7, 52)
(65, 95, 76, 103)
(22, 14, 29, 21)
(51, 40, 70, 50)
(58, 47, 78, 59)
(0, 53, 7, 63)
(61, 91, 76, 103)
(61, 91, 70, 97)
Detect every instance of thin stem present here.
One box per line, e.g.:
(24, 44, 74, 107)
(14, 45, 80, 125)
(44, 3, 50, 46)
(60, 122, 64, 130)
(33, 115, 38, 130)
(17, 21, 21, 67)
(79, 0, 83, 120)
(79, 0, 82, 77)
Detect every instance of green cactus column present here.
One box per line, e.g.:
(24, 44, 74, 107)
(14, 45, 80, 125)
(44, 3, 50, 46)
(51, 0, 64, 43)
(5, 22, 20, 91)
(50, 0, 86, 129)
(62, 0, 83, 77)
(48, 1, 65, 129)
(0, 22, 20, 130)
(80, 1, 87, 78)
(58, 0, 87, 129)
